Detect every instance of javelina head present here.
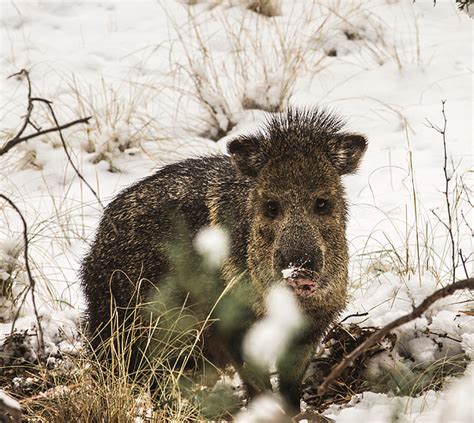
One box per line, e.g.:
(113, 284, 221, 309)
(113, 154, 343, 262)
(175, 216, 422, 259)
(228, 108, 367, 315)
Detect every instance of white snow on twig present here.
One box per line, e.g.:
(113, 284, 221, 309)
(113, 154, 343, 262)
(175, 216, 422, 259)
(243, 284, 303, 370)
(194, 225, 230, 269)
(236, 393, 286, 423)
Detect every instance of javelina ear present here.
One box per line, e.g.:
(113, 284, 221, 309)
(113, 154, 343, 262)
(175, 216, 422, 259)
(228, 135, 267, 177)
(327, 134, 367, 175)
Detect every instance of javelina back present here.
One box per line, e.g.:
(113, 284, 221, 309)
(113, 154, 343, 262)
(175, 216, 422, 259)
(81, 107, 367, 407)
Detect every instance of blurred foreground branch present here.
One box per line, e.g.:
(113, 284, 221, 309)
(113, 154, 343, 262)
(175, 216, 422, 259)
(0, 389, 21, 423)
(317, 277, 474, 395)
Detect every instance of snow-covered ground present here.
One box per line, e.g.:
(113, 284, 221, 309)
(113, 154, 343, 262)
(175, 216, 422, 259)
(0, 1, 472, 421)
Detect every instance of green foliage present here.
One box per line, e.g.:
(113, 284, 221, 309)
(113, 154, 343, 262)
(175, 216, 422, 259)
(142, 224, 254, 418)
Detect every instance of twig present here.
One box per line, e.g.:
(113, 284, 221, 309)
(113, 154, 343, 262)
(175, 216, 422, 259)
(1, 69, 91, 157)
(425, 100, 456, 284)
(317, 277, 474, 395)
(459, 249, 470, 280)
(461, 209, 473, 236)
(32, 98, 111, 224)
(2, 69, 117, 233)
(19, 383, 82, 405)
(0, 194, 44, 353)
(6, 70, 33, 142)
(0, 117, 91, 156)
(339, 312, 369, 324)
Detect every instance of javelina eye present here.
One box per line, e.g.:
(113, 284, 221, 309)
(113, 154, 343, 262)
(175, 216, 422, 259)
(314, 199, 330, 214)
(263, 200, 280, 219)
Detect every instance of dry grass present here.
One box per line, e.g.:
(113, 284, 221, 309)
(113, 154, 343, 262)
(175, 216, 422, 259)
(2, 292, 220, 421)
(66, 75, 164, 172)
(161, 1, 330, 140)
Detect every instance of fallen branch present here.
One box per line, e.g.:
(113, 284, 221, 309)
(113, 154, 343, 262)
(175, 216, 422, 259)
(317, 277, 474, 395)
(19, 383, 82, 405)
(0, 389, 21, 423)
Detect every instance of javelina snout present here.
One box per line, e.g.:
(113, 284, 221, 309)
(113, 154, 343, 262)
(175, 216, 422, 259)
(276, 224, 325, 274)
(276, 228, 325, 299)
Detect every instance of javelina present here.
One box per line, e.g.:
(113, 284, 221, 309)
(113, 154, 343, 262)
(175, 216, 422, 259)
(81, 107, 367, 407)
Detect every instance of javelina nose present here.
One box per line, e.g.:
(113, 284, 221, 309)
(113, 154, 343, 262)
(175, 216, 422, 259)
(277, 247, 323, 272)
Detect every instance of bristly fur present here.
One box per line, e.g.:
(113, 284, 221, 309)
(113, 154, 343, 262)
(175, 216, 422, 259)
(265, 107, 346, 139)
(228, 107, 366, 177)
(81, 107, 368, 409)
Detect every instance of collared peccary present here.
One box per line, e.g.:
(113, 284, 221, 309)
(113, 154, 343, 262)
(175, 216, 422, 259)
(81, 107, 367, 408)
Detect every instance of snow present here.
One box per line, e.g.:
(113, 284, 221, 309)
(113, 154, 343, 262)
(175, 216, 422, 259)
(433, 362, 474, 423)
(243, 285, 303, 370)
(281, 267, 296, 279)
(325, 363, 474, 423)
(0, 0, 472, 421)
(325, 390, 440, 423)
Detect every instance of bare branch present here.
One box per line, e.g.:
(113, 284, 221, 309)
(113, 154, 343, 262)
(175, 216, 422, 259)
(0, 117, 92, 156)
(426, 101, 458, 284)
(317, 277, 474, 395)
(459, 249, 470, 280)
(6, 69, 33, 141)
(339, 311, 369, 324)
(33, 98, 117, 234)
(0, 194, 44, 353)
(2, 69, 116, 233)
(1, 69, 91, 157)
(19, 383, 81, 405)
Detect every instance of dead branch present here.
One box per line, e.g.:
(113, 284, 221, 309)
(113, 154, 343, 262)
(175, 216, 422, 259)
(317, 277, 474, 395)
(426, 100, 457, 284)
(5, 70, 33, 145)
(0, 117, 91, 156)
(19, 383, 82, 405)
(0, 194, 44, 353)
(31, 97, 111, 222)
(0, 69, 91, 157)
(2, 69, 117, 233)
(339, 311, 369, 324)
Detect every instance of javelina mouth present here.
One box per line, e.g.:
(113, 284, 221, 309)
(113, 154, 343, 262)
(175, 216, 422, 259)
(285, 277, 318, 297)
